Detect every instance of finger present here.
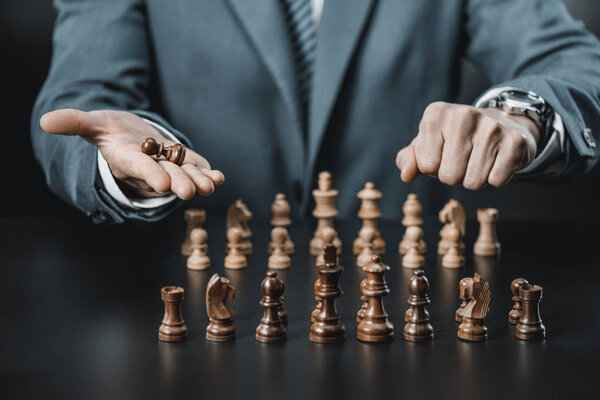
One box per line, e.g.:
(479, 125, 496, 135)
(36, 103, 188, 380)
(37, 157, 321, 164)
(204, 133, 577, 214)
(396, 145, 421, 182)
(182, 164, 216, 196)
(437, 111, 476, 186)
(414, 103, 446, 175)
(40, 109, 107, 136)
(488, 135, 528, 187)
(200, 168, 225, 186)
(159, 161, 196, 200)
(126, 153, 171, 193)
(463, 123, 502, 190)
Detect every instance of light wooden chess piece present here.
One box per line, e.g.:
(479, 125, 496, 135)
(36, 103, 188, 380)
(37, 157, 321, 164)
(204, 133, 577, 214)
(269, 193, 294, 255)
(187, 227, 210, 270)
(402, 243, 425, 269)
(353, 182, 385, 255)
(438, 199, 466, 256)
(508, 278, 529, 324)
(268, 227, 292, 269)
(309, 172, 342, 256)
(404, 270, 434, 342)
(181, 209, 206, 256)
(158, 286, 188, 342)
(356, 226, 376, 268)
(441, 225, 465, 269)
(457, 273, 490, 341)
(474, 208, 501, 257)
(256, 271, 287, 343)
(357, 255, 394, 342)
(399, 224, 426, 255)
(455, 277, 474, 323)
(206, 274, 236, 342)
(399, 194, 426, 255)
(226, 199, 253, 255)
(225, 227, 248, 269)
(315, 227, 336, 266)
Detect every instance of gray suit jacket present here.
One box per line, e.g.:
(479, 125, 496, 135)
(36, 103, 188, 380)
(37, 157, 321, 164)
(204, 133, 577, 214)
(32, 0, 600, 223)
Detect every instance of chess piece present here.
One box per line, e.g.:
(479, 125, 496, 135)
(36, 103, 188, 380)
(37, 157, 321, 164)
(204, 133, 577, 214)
(269, 194, 294, 255)
(158, 286, 188, 342)
(515, 284, 546, 341)
(268, 227, 292, 269)
(225, 227, 248, 269)
(402, 229, 426, 268)
(310, 244, 345, 343)
(508, 278, 529, 324)
(474, 208, 501, 257)
(181, 209, 206, 256)
(353, 182, 385, 255)
(141, 137, 187, 166)
(357, 256, 394, 342)
(256, 271, 287, 343)
(399, 194, 426, 255)
(315, 227, 336, 266)
(206, 274, 236, 342)
(187, 227, 210, 270)
(455, 277, 474, 323)
(441, 226, 465, 269)
(226, 199, 253, 255)
(438, 199, 466, 256)
(404, 270, 434, 342)
(309, 172, 342, 256)
(356, 226, 377, 268)
(399, 225, 426, 255)
(356, 279, 368, 324)
(457, 273, 490, 341)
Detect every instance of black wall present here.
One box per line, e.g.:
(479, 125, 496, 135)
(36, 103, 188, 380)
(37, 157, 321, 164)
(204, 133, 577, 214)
(1, 0, 599, 219)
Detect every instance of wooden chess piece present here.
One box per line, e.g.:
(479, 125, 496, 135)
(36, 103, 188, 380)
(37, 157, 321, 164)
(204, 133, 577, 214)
(404, 270, 434, 342)
(181, 209, 206, 256)
(187, 227, 210, 270)
(269, 193, 294, 255)
(225, 227, 248, 269)
(508, 278, 529, 324)
(268, 227, 292, 269)
(310, 244, 345, 343)
(474, 208, 501, 257)
(515, 284, 546, 341)
(353, 182, 385, 255)
(256, 271, 287, 343)
(441, 226, 465, 269)
(455, 277, 474, 323)
(356, 279, 368, 324)
(226, 199, 253, 255)
(438, 199, 466, 256)
(402, 228, 426, 268)
(356, 226, 377, 268)
(315, 227, 336, 266)
(357, 256, 394, 342)
(158, 286, 188, 342)
(457, 273, 490, 341)
(206, 274, 236, 342)
(399, 225, 426, 255)
(399, 194, 426, 256)
(141, 137, 187, 166)
(309, 172, 342, 256)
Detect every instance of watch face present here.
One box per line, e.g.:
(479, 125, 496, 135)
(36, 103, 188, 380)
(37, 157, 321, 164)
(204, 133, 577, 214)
(501, 91, 544, 109)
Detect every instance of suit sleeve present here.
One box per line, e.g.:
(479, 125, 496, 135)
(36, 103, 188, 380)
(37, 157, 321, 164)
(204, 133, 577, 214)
(465, 0, 600, 178)
(31, 0, 190, 224)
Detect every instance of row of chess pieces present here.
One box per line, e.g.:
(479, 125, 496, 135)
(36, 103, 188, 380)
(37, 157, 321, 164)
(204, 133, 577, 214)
(158, 246, 545, 344)
(181, 171, 501, 272)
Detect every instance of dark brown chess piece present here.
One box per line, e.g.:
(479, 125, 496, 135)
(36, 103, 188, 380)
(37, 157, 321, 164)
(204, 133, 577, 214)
(515, 284, 546, 341)
(357, 256, 394, 342)
(141, 137, 187, 166)
(310, 245, 345, 343)
(457, 273, 491, 341)
(158, 286, 188, 342)
(226, 199, 253, 255)
(455, 277, 474, 323)
(356, 279, 368, 324)
(269, 193, 294, 255)
(508, 278, 529, 324)
(181, 209, 206, 256)
(315, 227, 336, 266)
(404, 270, 434, 342)
(206, 274, 236, 342)
(256, 271, 287, 343)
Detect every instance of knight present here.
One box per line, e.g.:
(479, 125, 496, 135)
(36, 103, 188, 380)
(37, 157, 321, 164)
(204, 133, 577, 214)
(457, 273, 491, 341)
(206, 274, 236, 342)
(226, 199, 253, 255)
(438, 199, 466, 256)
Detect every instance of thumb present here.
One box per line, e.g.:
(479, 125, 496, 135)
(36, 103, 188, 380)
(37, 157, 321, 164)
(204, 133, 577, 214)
(396, 144, 421, 183)
(40, 109, 107, 136)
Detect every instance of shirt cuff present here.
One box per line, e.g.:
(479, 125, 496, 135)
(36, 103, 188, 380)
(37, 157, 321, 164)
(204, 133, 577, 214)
(97, 118, 179, 210)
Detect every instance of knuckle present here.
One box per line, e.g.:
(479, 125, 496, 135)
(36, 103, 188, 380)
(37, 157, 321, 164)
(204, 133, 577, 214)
(463, 176, 485, 190)
(488, 173, 508, 188)
(506, 134, 527, 153)
(438, 168, 462, 186)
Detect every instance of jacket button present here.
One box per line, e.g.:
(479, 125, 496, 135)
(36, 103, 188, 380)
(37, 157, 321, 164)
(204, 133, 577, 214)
(583, 128, 596, 148)
(293, 181, 303, 202)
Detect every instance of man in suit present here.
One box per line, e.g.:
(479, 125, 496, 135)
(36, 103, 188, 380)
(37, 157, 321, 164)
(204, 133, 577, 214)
(32, 0, 600, 223)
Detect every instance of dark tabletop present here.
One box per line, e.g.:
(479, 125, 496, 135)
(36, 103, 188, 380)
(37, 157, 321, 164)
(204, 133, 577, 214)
(1, 214, 599, 400)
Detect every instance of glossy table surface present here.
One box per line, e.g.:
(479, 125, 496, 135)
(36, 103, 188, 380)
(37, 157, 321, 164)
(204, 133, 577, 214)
(1, 214, 599, 400)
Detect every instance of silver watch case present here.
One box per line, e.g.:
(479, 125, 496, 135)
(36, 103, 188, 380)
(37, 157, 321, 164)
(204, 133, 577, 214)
(498, 90, 549, 125)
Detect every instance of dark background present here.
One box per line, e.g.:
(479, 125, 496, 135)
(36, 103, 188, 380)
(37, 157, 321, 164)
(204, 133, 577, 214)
(1, 0, 599, 219)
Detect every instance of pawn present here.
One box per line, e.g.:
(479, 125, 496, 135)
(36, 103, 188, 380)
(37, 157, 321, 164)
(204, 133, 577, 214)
(356, 279, 368, 324)
(315, 227, 336, 266)
(441, 226, 464, 269)
(399, 225, 426, 255)
(141, 137, 187, 166)
(401, 194, 424, 226)
(404, 270, 434, 342)
(158, 286, 188, 342)
(356, 226, 377, 268)
(181, 208, 206, 256)
(269, 194, 294, 255)
(187, 228, 210, 270)
(256, 271, 287, 343)
(474, 208, 501, 257)
(268, 227, 292, 269)
(508, 278, 529, 325)
(225, 227, 247, 269)
(357, 256, 394, 342)
(402, 243, 425, 269)
(515, 284, 545, 341)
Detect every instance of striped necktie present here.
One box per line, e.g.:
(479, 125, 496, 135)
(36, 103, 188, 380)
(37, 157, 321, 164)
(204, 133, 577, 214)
(281, 0, 317, 132)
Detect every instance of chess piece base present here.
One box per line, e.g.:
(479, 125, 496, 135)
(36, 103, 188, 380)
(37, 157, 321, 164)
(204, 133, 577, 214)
(457, 318, 487, 341)
(187, 257, 210, 270)
(515, 323, 546, 341)
(438, 241, 465, 256)
(309, 322, 345, 343)
(473, 241, 501, 257)
(402, 254, 425, 269)
(256, 324, 286, 343)
(158, 324, 188, 342)
(399, 239, 427, 255)
(357, 322, 394, 343)
(508, 310, 520, 325)
(441, 252, 465, 269)
(225, 255, 247, 269)
(206, 321, 236, 342)
(268, 255, 291, 269)
(403, 324, 434, 342)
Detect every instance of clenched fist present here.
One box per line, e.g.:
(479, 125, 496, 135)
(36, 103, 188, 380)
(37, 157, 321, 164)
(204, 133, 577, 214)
(396, 102, 541, 189)
(40, 109, 224, 199)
